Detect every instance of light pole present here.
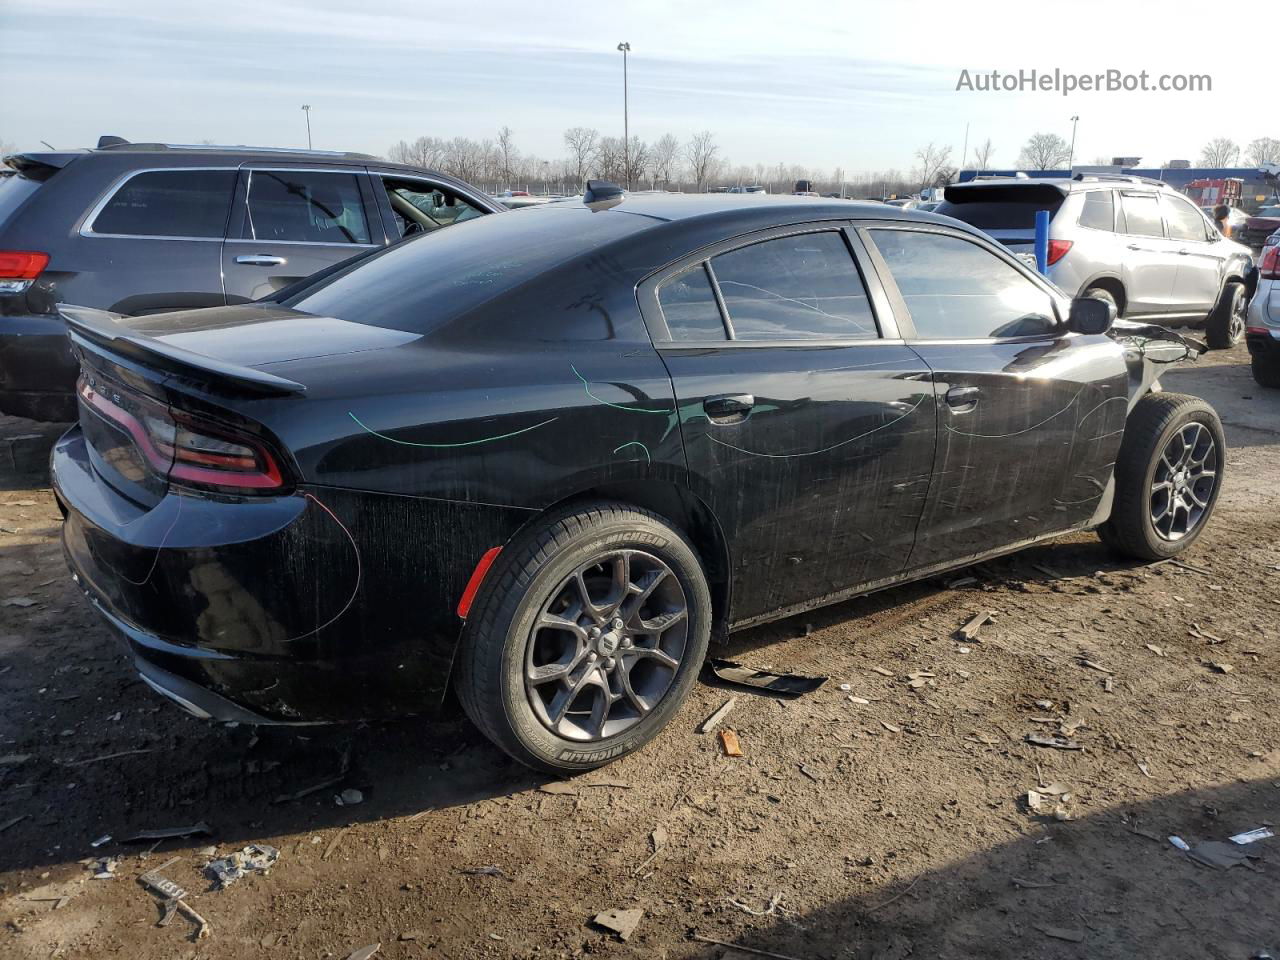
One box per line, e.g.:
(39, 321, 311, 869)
(1067, 115, 1079, 172)
(301, 104, 312, 150)
(617, 42, 630, 188)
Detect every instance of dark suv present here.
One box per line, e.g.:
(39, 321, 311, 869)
(0, 138, 502, 421)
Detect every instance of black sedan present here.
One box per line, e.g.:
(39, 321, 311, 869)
(51, 190, 1225, 772)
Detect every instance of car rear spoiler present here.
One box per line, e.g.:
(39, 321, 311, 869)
(3, 152, 85, 181)
(57, 304, 307, 396)
(943, 181, 1069, 205)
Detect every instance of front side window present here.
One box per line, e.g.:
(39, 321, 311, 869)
(1078, 191, 1115, 231)
(246, 170, 371, 244)
(1120, 193, 1165, 238)
(1163, 194, 1211, 242)
(382, 178, 486, 238)
(708, 231, 878, 341)
(870, 229, 1057, 339)
(90, 169, 236, 238)
(658, 265, 727, 341)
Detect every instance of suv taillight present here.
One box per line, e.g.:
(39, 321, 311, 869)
(0, 250, 49, 294)
(1260, 244, 1279, 280)
(1047, 239, 1073, 266)
(78, 375, 285, 493)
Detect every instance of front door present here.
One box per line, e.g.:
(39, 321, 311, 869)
(862, 225, 1130, 571)
(1162, 193, 1224, 316)
(1118, 191, 1181, 317)
(639, 225, 937, 626)
(221, 166, 382, 304)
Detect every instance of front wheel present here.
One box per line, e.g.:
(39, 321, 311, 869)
(1252, 351, 1280, 389)
(455, 501, 712, 773)
(1204, 281, 1246, 349)
(1098, 393, 1225, 560)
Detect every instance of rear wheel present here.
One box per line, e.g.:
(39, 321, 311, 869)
(1204, 281, 1246, 349)
(1252, 352, 1280, 388)
(1098, 393, 1225, 560)
(455, 501, 712, 773)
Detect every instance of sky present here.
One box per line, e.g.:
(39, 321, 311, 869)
(0, 0, 1272, 176)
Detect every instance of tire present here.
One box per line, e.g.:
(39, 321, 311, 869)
(1098, 393, 1225, 561)
(1204, 281, 1246, 349)
(1252, 352, 1280, 389)
(455, 501, 712, 773)
(1083, 285, 1120, 317)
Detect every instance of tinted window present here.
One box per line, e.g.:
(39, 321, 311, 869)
(658, 265, 726, 341)
(870, 230, 1057, 339)
(287, 205, 651, 333)
(933, 199, 1064, 229)
(0, 174, 41, 227)
(709, 232, 877, 340)
(1078, 191, 1114, 231)
(1120, 193, 1165, 238)
(246, 170, 370, 244)
(1163, 195, 1210, 242)
(91, 170, 235, 238)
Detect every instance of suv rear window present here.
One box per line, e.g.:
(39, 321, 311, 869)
(0, 174, 41, 227)
(90, 169, 236, 238)
(933, 198, 1063, 229)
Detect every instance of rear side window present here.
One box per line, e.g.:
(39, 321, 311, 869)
(870, 229, 1057, 339)
(1120, 193, 1165, 238)
(246, 170, 371, 244)
(1078, 191, 1115, 231)
(658, 265, 726, 341)
(90, 170, 236, 238)
(708, 231, 878, 340)
(1163, 194, 1211, 242)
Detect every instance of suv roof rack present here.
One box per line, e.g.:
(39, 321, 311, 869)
(95, 139, 378, 161)
(1071, 173, 1167, 187)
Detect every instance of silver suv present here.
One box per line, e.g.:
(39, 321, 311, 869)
(935, 175, 1255, 348)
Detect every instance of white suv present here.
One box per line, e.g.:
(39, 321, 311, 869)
(935, 175, 1256, 348)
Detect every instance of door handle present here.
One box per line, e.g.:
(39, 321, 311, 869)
(945, 385, 981, 409)
(704, 393, 755, 422)
(235, 254, 286, 267)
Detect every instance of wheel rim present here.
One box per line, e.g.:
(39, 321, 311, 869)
(1229, 288, 1246, 343)
(1150, 422, 1217, 541)
(524, 550, 689, 742)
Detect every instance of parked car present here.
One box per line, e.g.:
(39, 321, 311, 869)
(1238, 203, 1280, 250)
(1246, 229, 1280, 387)
(935, 175, 1255, 349)
(0, 137, 503, 422)
(53, 191, 1224, 772)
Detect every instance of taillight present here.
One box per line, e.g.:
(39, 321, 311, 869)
(1046, 239, 1073, 266)
(0, 250, 49, 294)
(1260, 245, 1279, 280)
(78, 375, 285, 493)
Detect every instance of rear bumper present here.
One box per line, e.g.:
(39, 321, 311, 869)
(0, 313, 78, 421)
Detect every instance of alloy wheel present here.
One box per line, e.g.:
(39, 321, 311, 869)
(1150, 422, 1217, 541)
(524, 550, 689, 741)
(1229, 288, 1247, 343)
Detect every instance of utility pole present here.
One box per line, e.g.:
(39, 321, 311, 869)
(960, 121, 969, 180)
(301, 104, 312, 150)
(1067, 115, 1079, 172)
(617, 42, 630, 188)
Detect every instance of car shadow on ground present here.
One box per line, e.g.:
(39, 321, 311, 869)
(712, 777, 1279, 959)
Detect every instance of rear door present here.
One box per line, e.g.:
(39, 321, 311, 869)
(639, 223, 937, 626)
(1162, 192, 1224, 315)
(1117, 191, 1180, 316)
(221, 165, 382, 303)
(863, 225, 1129, 571)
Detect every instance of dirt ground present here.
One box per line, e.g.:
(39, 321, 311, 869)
(1, 342, 1278, 960)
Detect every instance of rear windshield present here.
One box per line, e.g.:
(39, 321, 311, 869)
(285, 205, 652, 333)
(0, 174, 41, 227)
(934, 198, 1064, 229)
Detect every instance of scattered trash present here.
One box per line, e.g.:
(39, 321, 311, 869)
(847, 695, 870, 705)
(837, 683, 852, 692)
(1026, 789, 1072, 821)
(947, 575, 979, 588)
(335, 788, 364, 806)
(633, 825, 668, 875)
(1025, 734, 1082, 751)
(272, 744, 353, 804)
(1188, 840, 1258, 870)
(123, 822, 212, 843)
(593, 907, 644, 941)
(138, 855, 210, 940)
(1035, 925, 1085, 943)
(719, 729, 744, 757)
(726, 892, 785, 916)
(538, 781, 578, 795)
(205, 844, 279, 888)
(90, 856, 119, 879)
(698, 698, 736, 733)
(1078, 658, 1112, 674)
(345, 945, 380, 960)
(954, 611, 992, 641)
(1169, 836, 1191, 851)
(90, 834, 112, 848)
(1230, 828, 1275, 845)
(459, 865, 507, 878)
(707, 658, 826, 698)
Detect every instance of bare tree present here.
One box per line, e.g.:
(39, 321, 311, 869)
(972, 138, 996, 169)
(1016, 133, 1072, 171)
(496, 126, 518, 187)
(912, 142, 953, 190)
(1245, 137, 1280, 167)
(685, 131, 720, 192)
(623, 136, 650, 188)
(1199, 137, 1239, 167)
(563, 127, 599, 188)
(595, 136, 627, 183)
(388, 136, 447, 169)
(651, 133, 680, 188)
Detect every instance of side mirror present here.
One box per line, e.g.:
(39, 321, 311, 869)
(1068, 296, 1116, 335)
